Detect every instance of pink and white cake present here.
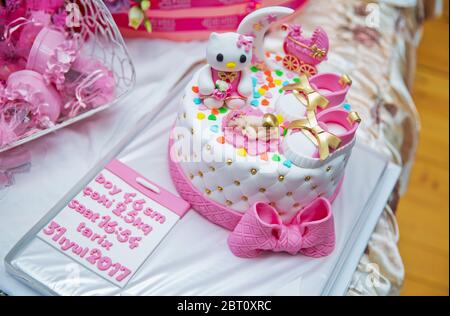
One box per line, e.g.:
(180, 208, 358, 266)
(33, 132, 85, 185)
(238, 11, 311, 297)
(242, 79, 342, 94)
(169, 7, 360, 258)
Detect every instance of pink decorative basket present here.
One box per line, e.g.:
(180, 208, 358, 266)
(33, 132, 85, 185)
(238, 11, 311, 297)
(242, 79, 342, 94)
(0, 0, 135, 153)
(107, 0, 308, 41)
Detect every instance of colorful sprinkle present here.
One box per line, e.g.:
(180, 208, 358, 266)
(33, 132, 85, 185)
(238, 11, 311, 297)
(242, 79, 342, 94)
(275, 69, 283, 76)
(210, 125, 219, 133)
(208, 114, 217, 121)
(283, 160, 292, 168)
(286, 72, 294, 79)
(276, 114, 284, 123)
(268, 82, 275, 88)
(198, 105, 208, 111)
(193, 98, 202, 104)
(272, 154, 281, 162)
(192, 86, 199, 93)
(197, 112, 205, 120)
(282, 81, 289, 86)
(237, 148, 247, 157)
(343, 103, 351, 110)
(264, 70, 272, 77)
(250, 66, 259, 73)
(275, 55, 282, 61)
(250, 100, 259, 107)
(211, 108, 219, 115)
(278, 88, 283, 94)
(261, 99, 270, 106)
(293, 77, 301, 83)
(252, 77, 258, 86)
(274, 79, 282, 86)
(218, 107, 228, 113)
(253, 92, 261, 99)
(260, 153, 269, 161)
(264, 92, 273, 99)
(217, 136, 225, 144)
(257, 88, 267, 95)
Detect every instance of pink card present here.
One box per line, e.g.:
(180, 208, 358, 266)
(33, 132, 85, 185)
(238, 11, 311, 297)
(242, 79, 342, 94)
(37, 160, 190, 287)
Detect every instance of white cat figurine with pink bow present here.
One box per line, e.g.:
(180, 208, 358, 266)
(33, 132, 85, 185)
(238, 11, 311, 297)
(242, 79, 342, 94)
(198, 32, 254, 109)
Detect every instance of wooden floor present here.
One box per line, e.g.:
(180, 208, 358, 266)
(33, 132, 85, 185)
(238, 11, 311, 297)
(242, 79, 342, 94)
(397, 5, 449, 296)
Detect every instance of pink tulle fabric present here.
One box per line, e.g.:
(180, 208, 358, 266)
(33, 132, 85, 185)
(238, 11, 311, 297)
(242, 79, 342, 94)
(44, 39, 79, 90)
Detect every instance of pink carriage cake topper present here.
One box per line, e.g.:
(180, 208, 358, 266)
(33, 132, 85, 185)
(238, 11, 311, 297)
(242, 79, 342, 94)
(281, 23, 329, 77)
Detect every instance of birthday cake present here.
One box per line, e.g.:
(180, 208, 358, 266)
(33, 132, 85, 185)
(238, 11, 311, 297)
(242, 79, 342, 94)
(169, 7, 360, 258)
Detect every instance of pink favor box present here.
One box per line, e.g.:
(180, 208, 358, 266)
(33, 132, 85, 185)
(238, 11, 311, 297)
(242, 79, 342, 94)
(111, 0, 308, 41)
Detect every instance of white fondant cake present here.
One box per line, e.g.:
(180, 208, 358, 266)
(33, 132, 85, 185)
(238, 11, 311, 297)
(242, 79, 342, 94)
(171, 52, 355, 222)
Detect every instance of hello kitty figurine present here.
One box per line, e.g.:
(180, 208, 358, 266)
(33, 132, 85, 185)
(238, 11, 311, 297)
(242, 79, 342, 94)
(198, 32, 254, 109)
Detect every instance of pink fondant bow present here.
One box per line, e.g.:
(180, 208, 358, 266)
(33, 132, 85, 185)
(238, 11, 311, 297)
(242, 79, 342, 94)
(228, 198, 335, 258)
(236, 35, 253, 53)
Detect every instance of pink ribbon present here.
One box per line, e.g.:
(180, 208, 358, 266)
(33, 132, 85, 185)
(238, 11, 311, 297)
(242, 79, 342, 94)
(236, 34, 253, 53)
(228, 198, 335, 258)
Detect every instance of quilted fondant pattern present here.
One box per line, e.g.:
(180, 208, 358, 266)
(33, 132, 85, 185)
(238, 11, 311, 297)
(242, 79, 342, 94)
(169, 149, 242, 230)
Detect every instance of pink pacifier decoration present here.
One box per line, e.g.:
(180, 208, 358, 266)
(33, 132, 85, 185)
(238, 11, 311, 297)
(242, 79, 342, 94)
(228, 198, 335, 258)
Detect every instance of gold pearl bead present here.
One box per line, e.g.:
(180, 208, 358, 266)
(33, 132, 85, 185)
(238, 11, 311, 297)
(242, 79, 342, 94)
(198, 171, 204, 177)
(241, 196, 248, 201)
(217, 186, 223, 191)
(278, 175, 285, 182)
(311, 185, 318, 190)
(225, 200, 233, 206)
(259, 188, 266, 193)
(226, 159, 233, 165)
(262, 113, 279, 128)
(209, 166, 216, 172)
(293, 202, 300, 208)
(304, 176, 311, 182)
(205, 189, 211, 195)
(250, 168, 257, 175)
(326, 166, 332, 172)
(189, 173, 194, 179)
(286, 192, 293, 196)
(234, 180, 240, 186)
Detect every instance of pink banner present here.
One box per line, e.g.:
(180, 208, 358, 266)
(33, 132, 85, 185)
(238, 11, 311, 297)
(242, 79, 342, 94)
(112, 0, 307, 35)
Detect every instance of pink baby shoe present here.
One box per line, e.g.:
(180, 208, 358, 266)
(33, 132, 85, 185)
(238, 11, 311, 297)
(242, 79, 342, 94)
(275, 73, 351, 121)
(282, 107, 361, 165)
(227, 198, 335, 258)
(309, 73, 352, 109)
